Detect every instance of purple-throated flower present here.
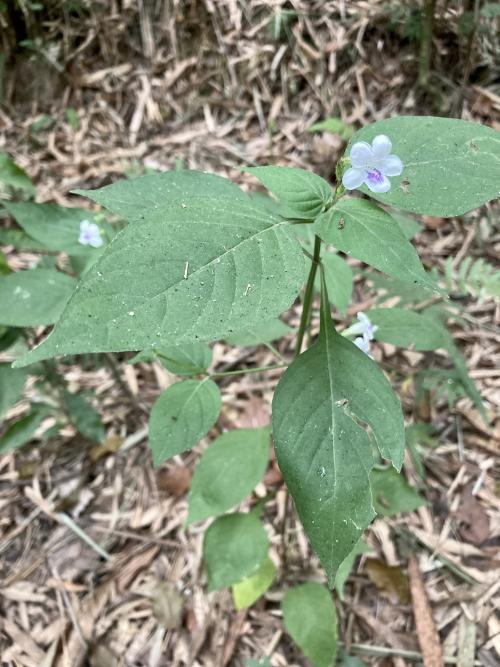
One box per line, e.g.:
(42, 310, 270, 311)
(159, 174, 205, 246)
(79, 220, 103, 248)
(354, 335, 373, 358)
(344, 312, 378, 341)
(342, 134, 403, 194)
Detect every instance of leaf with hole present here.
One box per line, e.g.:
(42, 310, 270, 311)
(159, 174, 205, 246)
(347, 116, 500, 216)
(272, 277, 404, 583)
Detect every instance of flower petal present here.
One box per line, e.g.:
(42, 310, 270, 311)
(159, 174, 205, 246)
(89, 234, 103, 248)
(79, 220, 91, 233)
(354, 336, 371, 356)
(349, 141, 372, 168)
(342, 167, 366, 190)
(357, 312, 369, 326)
(371, 134, 392, 159)
(380, 154, 403, 177)
(365, 173, 391, 194)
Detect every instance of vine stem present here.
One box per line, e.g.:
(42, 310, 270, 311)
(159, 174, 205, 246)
(210, 363, 287, 378)
(294, 234, 322, 356)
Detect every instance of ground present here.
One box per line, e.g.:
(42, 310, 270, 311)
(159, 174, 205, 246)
(0, 2, 499, 666)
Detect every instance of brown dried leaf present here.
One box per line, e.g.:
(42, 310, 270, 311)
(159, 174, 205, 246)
(114, 545, 159, 592)
(235, 395, 270, 429)
(151, 581, 184, 630)
(454, 485, 490, 546)
(89, 434, 123, 463)
(422, 216, 446, 229)
(408, 555, 444, 667)
(365, 558, 410, 604)
(88, 645, 118, 667)
(156, 465, 192, 497)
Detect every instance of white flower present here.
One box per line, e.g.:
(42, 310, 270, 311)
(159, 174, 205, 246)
(79, 220, 103, 248)
(354, 336, 373, 358)
(342, 134, 403, 194)
(343, 312, 378, 341)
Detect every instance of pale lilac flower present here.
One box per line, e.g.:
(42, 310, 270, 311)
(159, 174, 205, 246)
(343, 312, 378, 341)
(354, 336, 373, 358)
(342, 134, 403, 194)
(79, 220, 103, 248)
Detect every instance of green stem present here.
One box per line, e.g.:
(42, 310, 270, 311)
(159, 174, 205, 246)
(210, 363, 287, 378)
(263, 341, 287, 363)
(295, 234, 322, 356)
(418, 0, 437, 88)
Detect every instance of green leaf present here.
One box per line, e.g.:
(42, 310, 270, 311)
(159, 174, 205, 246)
(157, 343, 212, 375)
(130, 342, 212, 376)
(315, 199, 438, 292)
(245, 166, 333, 219)
(389, 211, 422, 240)
(63, 391, 105, 443)
(446, 338, 486, 420)
(315, 251, 353, 316)
(368, 272, 431, 305)
(0, 408, 50, 455)
(188, 427, 270, 523)
(272, 277, 404, 583)
(0, 363, 27, 417)
(282, 582, 337, 667)
(348, 116, 500, 216)
(334, 540, 371, 600)
(370, 467, 426, 516)
(15, 198, 305, 367)
(232, 556, 276, 610)
(0, 269, 77, 327)
(309, 117, 355, 140)
(149, 379, 221, 466)
(369, 308, 448, 350)
(0, 153, 35, 196)
(337, 650, 367, 667)
(0, 327, 22, 353)
(0, 250, 11, 275)
(226, 319, 293, 346)
(481, 2, 500, 18)
(72, 170, 248, 223)
(246, 659, 271, 667)
(4, 202, 104, 256)
(0, 228, 48, 251)
(203, 512, 268, 591)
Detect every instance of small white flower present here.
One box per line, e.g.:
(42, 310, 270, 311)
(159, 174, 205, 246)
(79, 220, 103, 248)
(343, 312, 378, 341)
(354, 335, 372, 357)
(342, 134, 403, 194)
